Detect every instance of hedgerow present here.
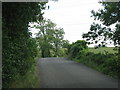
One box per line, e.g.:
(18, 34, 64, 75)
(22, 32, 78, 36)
(2, 2, 46, 87)
(68, 40, 119, 79)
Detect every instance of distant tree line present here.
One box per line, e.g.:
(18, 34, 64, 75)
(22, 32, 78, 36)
(34, 19, 66, 57)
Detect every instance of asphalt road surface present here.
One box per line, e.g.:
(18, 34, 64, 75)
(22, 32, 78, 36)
(37, 57, 118, 88)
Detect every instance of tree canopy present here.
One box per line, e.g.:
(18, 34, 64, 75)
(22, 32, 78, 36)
(35, 19, 65, 57)
(82, 2, 120, 47)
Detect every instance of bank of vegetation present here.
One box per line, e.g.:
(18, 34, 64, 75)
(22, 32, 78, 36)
(67, 2, 120, 80)
(2, 2, 47, 88)
(67, 40, 119, 79)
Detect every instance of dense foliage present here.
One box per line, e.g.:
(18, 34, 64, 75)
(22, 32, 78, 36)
(62, 40, 70, 49)
(35, 19, 65, 57)
(68, 40, 119, 79)
(74, 51, 119, 79)
(2, 2, 46, 87)
(68, 40, 88, 59)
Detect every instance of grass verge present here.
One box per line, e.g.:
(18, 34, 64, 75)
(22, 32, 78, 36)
(9, 59, 40, 88)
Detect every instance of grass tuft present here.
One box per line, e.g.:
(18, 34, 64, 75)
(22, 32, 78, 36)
(9, 63, 40, 88)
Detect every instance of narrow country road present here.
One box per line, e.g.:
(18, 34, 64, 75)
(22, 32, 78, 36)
(37, 57, 118, 88)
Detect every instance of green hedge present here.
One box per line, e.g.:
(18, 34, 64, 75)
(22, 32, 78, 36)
(72, 52, 119, 79)
(68, 40, 119, 79)
(2, 2, 45, 87)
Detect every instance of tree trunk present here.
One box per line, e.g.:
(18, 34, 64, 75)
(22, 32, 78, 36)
(41, 49, 45, 58)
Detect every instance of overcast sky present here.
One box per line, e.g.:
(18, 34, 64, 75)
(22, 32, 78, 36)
(31, 0, 104, 47)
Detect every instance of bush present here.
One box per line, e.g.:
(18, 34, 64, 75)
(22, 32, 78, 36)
(9, 64, 40, 88)
(2, 37, 38, 87)
(58, 48, 68, 57)
(72, 51, 119, 79)
(68, 40, 88, 58)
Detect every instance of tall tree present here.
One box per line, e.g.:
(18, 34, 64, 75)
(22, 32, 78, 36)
(35, 19, 65, 57)
(53, 28, 65, 57)
(82, 2, 120, 48)
(35, 19, 56, 57)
